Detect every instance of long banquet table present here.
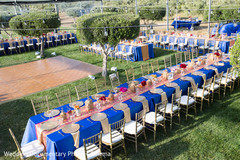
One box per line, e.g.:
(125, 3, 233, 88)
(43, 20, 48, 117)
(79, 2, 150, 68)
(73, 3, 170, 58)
(149, 34, 232, 53)
(0, 33, 78, 55)
(21, 54, 231, 160)
(171, 20, 202, 29)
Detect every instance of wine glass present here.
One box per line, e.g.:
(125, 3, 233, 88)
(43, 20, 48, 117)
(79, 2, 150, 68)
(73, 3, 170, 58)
(96, 97, 101, 112)
(136, 87, 140, 96)
(118, 93, 123, 103)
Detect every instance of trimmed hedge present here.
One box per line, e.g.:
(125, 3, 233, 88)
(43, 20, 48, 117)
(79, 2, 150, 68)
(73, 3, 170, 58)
(203, 6, 240, 21)
(9, 12, 61, 37)
(139, 6, 166, 21)
(76, 12, 140, 46)
(230, 35, 240, 72)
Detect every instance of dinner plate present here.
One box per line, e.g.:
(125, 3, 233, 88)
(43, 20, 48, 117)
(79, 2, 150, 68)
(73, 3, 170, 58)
(150, 88, 164, 94)
(110, 88, 120, 93)
(132, 96, 146, 102)
(165, 82, 179, 88)
(156, 70, 165, 74)
(92, 94, 105, 100)
(40, 120, 59, 131)
(69, 101, 84, 108)
(62, 124, 80, 134)
(192, 71, 205, 76)
(113, 103, 128, 110)
(214, 62, 224, 66)
(180, 76, 193, 81)
(143, 75, 153, 80)
(44, 109, 60, 117)
(90, 113, 107, 121)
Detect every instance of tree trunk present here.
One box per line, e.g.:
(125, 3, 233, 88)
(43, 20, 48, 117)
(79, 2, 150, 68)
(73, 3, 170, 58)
(40, 37, 45, 57)
(73, 18, 76, 24)
(102, 52, 108, 77)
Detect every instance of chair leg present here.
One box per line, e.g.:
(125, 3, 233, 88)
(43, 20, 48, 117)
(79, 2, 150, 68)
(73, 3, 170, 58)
(110, 145, 113, 160)
(123, 140, 127, 157)
(144, 130, 147, 143)
(154, 124, 156, 142)
(170, 115, 172, 130)
(135, 136, 138, 152)
(212, 91, 214, 103)
(200, 99, 203, 111)
(178, 110, 181, 124)
(186, 106, 188, 120)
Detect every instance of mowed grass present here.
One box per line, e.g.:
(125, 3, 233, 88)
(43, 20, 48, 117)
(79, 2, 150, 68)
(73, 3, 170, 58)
(0, 44, 239, 160)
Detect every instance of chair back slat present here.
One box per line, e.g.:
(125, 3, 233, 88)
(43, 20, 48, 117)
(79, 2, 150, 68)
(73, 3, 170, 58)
(175, 53, 182, 65)
(125, 68, 135, 82)
(164, 56, 172, 68)
(109, 118, 125, 144)
(135, 110, 145, 134)
(151, 60, 159, 73)
(94, 77, 107, 93)
(31, 96, 49, 115)
(55, 89, 72, 106)
(141, 63, 150, 76)
(109, 72, 120, 89)
(75, 83, 88, 100)
(184, 50, 191, 61)
(83, 131, 102, 160)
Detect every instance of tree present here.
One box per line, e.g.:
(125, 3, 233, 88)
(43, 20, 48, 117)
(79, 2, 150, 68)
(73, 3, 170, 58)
(139, 6, 166, 24)
(76, 13, 140, 77)
(9, 12, 61, 57)
(230, 35, 240, 73)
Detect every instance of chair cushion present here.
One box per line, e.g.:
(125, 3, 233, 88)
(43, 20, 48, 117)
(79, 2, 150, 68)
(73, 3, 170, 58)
(8, 47, 16, 49)
(21, 140, 44, 158)
(26, 44, 33, 46)
(145, 112, 164, 124)
(220, 78, 232, 84)
(74, 144, 100, 160)
(199, 46, 209, 49)
(102, 130, 123, 144)
(0, 48, 4, 51)
(192, 88, 209, 97)
(17, 45, 24, 48)
(179, 95, 195, 105)
(210, 83, 220, 90)
(166, 103, 180, 113)
(124, 120, 143, 135)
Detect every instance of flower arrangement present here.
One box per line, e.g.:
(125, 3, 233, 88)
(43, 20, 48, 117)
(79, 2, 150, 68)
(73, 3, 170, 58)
(197, 58, 202, 62)
(214, 52, 220, 57)
(141, 80, 147, 87)
(119, 87, 128, 93)
(151, 75, 157, 78)
(180, 64, 187, 69)
(99, 96, 106, 101)
(74, 105, 80, 110)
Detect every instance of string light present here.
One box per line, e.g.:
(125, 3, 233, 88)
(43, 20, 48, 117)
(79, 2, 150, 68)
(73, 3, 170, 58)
(104, 27, 108, 36)
(43, 19, 45, 23)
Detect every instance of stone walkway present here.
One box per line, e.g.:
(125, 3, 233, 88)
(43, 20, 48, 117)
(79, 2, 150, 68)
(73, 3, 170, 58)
(0, 56, 102, 103)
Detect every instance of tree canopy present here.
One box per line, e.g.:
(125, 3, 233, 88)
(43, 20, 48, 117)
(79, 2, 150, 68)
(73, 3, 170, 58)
(9, 12, 61, 37)
(76, 12, 140, 47)
(139, 6, 166, 21)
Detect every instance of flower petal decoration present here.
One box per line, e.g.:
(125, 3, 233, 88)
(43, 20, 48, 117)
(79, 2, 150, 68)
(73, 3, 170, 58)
(180, 63, 187, 69)
(214, 52, 220, 56)
(141, 80, 147, 86)
(120, 87, 128, 93)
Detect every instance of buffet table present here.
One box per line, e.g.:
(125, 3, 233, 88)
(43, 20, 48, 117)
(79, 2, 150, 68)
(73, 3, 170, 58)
(21, 54, 231, 160)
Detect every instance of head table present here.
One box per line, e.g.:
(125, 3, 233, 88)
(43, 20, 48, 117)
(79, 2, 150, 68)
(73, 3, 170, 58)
(21, 53, 231, 160)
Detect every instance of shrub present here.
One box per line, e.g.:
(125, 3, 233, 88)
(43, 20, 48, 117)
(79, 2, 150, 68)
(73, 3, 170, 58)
(139, 6, 166, 21)
(230, 35, 240, 72)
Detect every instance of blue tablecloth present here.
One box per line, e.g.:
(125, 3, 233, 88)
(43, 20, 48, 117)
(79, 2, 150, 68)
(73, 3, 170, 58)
(0, 33, 77, 55)
(21, 55, 231, 160)
(154, 35, 230, 53)
(171, 20, 202, 29)
(117, 43, 154, 61)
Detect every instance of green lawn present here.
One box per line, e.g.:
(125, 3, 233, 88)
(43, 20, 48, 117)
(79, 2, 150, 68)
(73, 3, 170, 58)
(0, 44, 239, 160)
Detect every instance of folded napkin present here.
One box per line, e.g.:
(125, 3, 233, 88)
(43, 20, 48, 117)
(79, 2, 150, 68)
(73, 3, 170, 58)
(71, 131, 80, 148)
(205, 66, 219, 78)
(123, 108, 131, 123)
(181, 76, 197, 88)
(192, 71, 206, 81)
(161, 92, 168, 102)
(139, 98, 150, 113)
(100, 118, 110, 134)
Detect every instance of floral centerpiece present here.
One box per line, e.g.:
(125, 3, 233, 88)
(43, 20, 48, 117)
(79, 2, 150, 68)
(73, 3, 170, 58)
(161, 70, 169, 80)
(74, 105, 81, 116)
(214, 52, 220, 58)
(99, 96, 106, 105)
(180, 63, 187, 69)
(141, 80, 147, 87)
